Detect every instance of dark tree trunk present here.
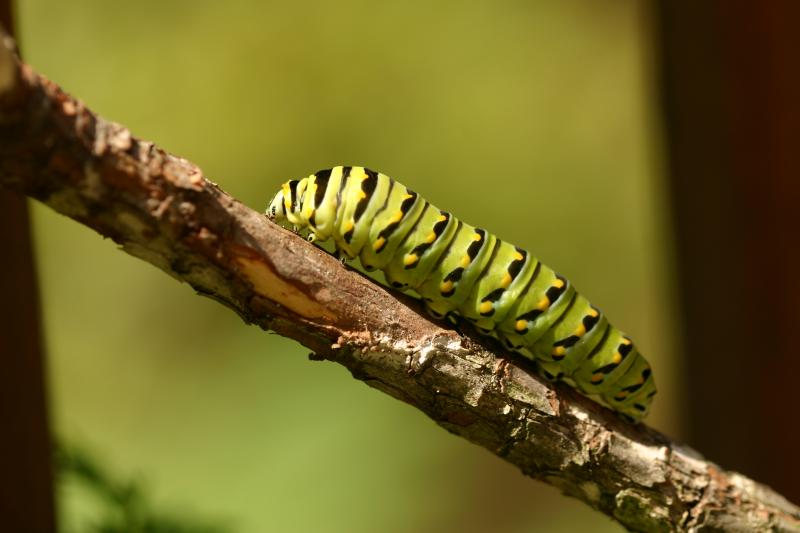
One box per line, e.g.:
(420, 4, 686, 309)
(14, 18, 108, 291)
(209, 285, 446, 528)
(0, 1, 57, 530)
(655, 0, 800, 504)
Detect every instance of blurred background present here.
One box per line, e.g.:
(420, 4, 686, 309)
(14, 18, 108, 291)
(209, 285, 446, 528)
(3, 0, 796, 531)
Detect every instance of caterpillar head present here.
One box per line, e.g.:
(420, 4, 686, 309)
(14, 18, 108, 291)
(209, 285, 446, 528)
(266, 189, 287, 221)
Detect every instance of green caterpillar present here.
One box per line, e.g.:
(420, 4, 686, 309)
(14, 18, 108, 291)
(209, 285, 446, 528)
(267, 166, 656, 421)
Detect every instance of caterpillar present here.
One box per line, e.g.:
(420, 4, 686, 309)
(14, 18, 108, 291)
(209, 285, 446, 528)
(266, 166, 656, 421)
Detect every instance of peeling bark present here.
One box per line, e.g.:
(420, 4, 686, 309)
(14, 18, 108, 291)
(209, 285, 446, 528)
(1, 37, 798, 533)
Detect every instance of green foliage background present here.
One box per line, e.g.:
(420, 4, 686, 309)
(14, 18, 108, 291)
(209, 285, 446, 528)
(20, 1, 679, 531)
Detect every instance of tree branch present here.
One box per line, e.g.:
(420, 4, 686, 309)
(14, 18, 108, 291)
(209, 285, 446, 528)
(1, 37, 797, 533)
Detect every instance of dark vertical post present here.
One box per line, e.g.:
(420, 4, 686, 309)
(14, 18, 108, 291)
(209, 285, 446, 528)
(655, 1, 800, 502)
(0, 1, 57, 530)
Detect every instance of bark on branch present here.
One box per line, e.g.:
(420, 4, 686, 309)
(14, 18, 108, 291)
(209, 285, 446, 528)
(1, 38, 798, 532)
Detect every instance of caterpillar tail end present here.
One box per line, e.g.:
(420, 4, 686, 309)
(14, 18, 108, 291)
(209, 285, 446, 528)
(612, 386, 656, 423)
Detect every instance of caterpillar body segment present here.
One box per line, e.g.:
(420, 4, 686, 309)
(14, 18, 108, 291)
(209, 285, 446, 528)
(267, 166, 656, 421)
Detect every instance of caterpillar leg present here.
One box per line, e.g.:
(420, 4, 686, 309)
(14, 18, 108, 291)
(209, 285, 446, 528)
(536, 360, 566, 383)
(420, 299, 464, 334)
(445, 311, 461, 326)
(422, 296, 453, 320)
(333, 246, 349, 264)
(422, 298, 461, 327)
(423, 304, 447, 321)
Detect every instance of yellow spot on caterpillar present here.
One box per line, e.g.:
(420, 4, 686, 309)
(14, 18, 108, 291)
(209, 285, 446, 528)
(358, 190, 367, 200)
(403, 254, 418, 266)
(553, 278, 565, 289)
(589, 308, 599, 317)
(344, 220, 354, 233)
(403, 193, 413, 200)
(437, 214, 447, 222)
(515, 319, 528, 332)
(473, 232, 482, 241)
(440, 280, 455, 293)
(574, 324, 586, 336)
(479, 301, 494, 314)
(513, 252, 524, 261)
(590, 373, 604, 384)
(612, 352, 622, 364)
(389, 210, 403, 223)
(552, 346, 566, 356)
(537, 297, 550, 310)
(500, 273, 512, 288)
(460, 255, 471, 268)
(622, 338, 632, 345)
(425, 231, 437, 243)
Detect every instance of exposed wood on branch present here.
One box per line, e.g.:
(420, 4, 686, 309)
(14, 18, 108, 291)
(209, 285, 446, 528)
(1, 36, 798, 533)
